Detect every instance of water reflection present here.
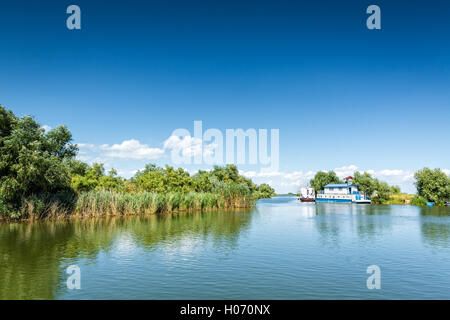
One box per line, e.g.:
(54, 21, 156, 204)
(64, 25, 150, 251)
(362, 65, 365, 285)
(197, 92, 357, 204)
(0, 219, 118, 299)
(419, 206, 450, 248)
(1, 200, 450, 300)
(0, 210, 252, 299)
(313, 203, 394, 243)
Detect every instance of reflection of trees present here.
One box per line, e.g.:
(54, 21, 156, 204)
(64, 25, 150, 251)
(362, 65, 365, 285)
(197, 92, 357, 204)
(0, 210, 253, 299)
(420, 206, 450, 218)
(314, 204, 393, 243)
(314, 204, 345, 245)
(352, 205, 393, 240)
(421, 222, 450, 248)
(129, 210, 253, 251)
(419, 206, 450, 248)
(0, 219, 119, 299)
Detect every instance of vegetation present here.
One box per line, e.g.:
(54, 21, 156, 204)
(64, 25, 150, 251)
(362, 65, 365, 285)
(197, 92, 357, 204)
(310, 170, 404, 204)
(311, 168, 450, 206)
(413, 168, 450, 206)
(352, 171, 401, 204)
(0, 106, 77, 217)
(309, 171, 341, 193)
(0, 106, 275, 220)
(384, 193, 415, 205)
(71, 163, 128, 193)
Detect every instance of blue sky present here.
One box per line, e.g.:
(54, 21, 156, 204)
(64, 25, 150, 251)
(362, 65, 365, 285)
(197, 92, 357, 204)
(1, 0, 449, 193)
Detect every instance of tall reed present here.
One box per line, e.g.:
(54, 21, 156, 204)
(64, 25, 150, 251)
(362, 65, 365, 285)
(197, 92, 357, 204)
(72, 190, 253, 218)
(7, 189, 255, 220)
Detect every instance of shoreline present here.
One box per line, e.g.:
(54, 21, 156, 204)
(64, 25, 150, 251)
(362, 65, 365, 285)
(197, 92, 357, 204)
(4, 195, 448, 224)
(0, 205, 254, 224)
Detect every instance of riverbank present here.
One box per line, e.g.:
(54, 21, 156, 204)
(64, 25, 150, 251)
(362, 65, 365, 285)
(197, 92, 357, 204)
(1, 190, 256, 222)
(384, 193, 415, 205)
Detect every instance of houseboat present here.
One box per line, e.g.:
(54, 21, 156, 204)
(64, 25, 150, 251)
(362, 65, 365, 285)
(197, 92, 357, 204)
(315, 181, 371, 204)
(299, 187, 315, 202)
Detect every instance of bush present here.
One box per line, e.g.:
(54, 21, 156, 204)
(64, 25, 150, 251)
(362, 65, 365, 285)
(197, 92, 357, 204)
(414, 168, 450, 204)
(411, 195, 428, 206)
(0, 106, 77, 213)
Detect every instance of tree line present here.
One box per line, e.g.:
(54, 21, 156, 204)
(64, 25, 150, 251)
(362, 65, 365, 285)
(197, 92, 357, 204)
(309, 168, 450, 205)
(0, 106, 275, 219)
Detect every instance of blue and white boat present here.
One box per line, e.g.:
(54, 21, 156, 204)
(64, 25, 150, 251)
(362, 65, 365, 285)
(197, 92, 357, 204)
(316, 183, 371, 204)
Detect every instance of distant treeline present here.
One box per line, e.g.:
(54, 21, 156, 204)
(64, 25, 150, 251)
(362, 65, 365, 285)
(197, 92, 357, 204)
(0, 106, 275, 220)
(309, 169, 450, 206)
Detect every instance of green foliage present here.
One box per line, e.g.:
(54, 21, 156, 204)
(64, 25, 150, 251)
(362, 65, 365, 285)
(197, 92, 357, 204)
(372, 180, 391, 204)
(132, 164, 191, 193)
(353, 171, 397, 204)
(0, 106, 77, 213)
(309, 171, 341, 192)
(132, 163, 269, 200)
(0, 106, 271, 219)
(71, 163, 127, 193)
(353, 172, 376, 196)
(411, 195, 428, 206)
(66, 159, 89, 176)
(255, 183, 276, 199)
(414, 168, 450, 205)
(390, 185, 401, 194)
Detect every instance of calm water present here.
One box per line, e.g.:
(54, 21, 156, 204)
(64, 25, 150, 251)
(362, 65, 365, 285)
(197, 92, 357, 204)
(1, 195, 450, 299)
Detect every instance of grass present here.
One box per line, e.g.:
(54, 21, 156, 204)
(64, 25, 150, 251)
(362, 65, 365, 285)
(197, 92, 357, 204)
(384, 193, 415, 205)
(7, 189, 255, 220)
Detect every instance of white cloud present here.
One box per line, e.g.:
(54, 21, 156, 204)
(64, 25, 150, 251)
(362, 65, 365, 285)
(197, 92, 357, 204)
(284, 171, 304, 180)
(163, 135, 216, 158)
(100, 139, 165, 160)
(41, 125, 51, 133)
(239, 170, 257, 178)
(257, 171, 283, 178)
(238, 169, 313, 192)
(78, 139, 165, 161)
(76, 134, 219, 171)
(443, 169, 450, 176)
(402, 173, 415, 181)
(280, 180, 302, 187)
(334, 164, 358, 178)
(378, 169, 406, 176)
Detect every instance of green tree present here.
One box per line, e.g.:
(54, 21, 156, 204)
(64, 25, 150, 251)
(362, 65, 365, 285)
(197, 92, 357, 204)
(353, 171, 376, 197)
(71, 163, 127, 193)
(390, 185, 401, 194)
(309, 171, 341, 193)
(192, 170, 214, 192)
(372, 179, 391, 203)
(414, 168, 450, 204)
(97, 168, 127, 192)
(256, 183, 276, 198)
(0, 106, 77, 215)
(353, 171, 398, 204)
(163, 166, 193, 193)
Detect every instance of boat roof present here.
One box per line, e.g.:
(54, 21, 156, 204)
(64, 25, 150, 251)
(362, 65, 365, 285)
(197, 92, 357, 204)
(324, 184, 356, 188)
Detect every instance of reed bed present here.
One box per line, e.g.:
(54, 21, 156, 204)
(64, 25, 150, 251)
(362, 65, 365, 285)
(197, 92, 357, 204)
(10, 189, 255, 220)
(74, 191, 253, 217)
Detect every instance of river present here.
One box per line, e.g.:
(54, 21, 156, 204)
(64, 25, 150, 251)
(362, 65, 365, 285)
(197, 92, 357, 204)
(1, 195, 449, 299)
